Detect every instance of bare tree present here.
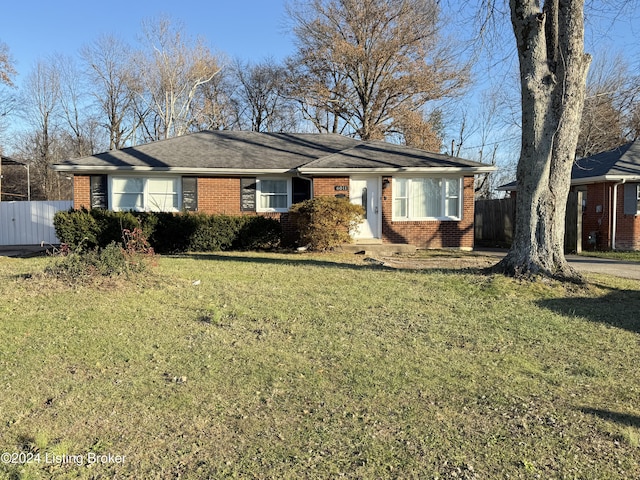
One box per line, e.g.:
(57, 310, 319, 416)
(55, 54, 100, 157)
(576, 53, 639, 157)
(287, 0, 469, 142)
(81, 35, 140, 150)
(19, 59, 72, 200)
(188, 65, 238, 131)
(493, 0, 591, 279)
(232, 58, 297, 132)
(135, 16, 222, 140)
(392, 109, 444, 151)
(0, 41, 17, 124)
(629, 102, 640, 141)
(0, 41, 16, 87)
(285, 54, 353, 135)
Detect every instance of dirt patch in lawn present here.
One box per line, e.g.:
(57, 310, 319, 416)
(365, 252, 502, 271)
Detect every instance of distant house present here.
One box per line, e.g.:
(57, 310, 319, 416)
(499, 140, 640, 250)
(52, 130, 495, 249)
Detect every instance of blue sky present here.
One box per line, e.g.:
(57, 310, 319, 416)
(3, 0, 296, 80)
(2, 0, 639, 164)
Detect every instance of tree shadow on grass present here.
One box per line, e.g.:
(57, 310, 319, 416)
(536, 287, 640, 334)
(579, 407, 640, 428)
(169, 252, 397, 272)
(166, 252, 497, 276)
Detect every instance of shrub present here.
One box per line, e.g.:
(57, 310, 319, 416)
(149, 212, 198, 254)
(46, 233, 154, 283)
(234, 216, 282, 250)
(53, 208, 100, 249)
(54, 210, 284, 253)
(89, 210, 147, 248)
(289, 196, 364, 251)
(186, 214, 238, 251)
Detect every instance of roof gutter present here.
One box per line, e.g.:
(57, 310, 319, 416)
(50, 165, 296, 175)
(53, 164, 498, 176)
(295, 171, 314, 197)
(298, 166, 497, 175)
(499, 174, 640, 191)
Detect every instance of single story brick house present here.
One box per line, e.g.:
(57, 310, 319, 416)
(52, 130, 495, 249)
(499, 139, 640, 250)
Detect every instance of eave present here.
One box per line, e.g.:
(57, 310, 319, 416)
(499, 174, 640, 191)
(52, 164, 497, 176)
(50, 165, 296, 176)
(298, 166, 497, 175)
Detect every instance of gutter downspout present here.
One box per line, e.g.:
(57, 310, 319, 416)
(296, 171, 314, 198)
(611, 179, 626, 250)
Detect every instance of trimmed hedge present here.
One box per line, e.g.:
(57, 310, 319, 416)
(53, 209, 282, 253)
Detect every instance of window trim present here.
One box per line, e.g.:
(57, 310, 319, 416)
(392, 176, 463, 221)
(109, 175, 182, 212)
(256, 177, 292, 213)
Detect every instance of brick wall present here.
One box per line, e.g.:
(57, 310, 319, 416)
(381, 176, 475, 249)
(73, 175, 90, 209)
(197, 177, 242, 215)
(612, 184, 640, 250)
(581, 183, 610, 250)
(312, 177, 350, 197)
(72, 173, 479, 249)
(577, 182, 640, 251)
(310, 175, 475, 249)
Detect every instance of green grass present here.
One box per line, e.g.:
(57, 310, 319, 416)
(1, 252, 639, 479)
(579, 250, 640, 262)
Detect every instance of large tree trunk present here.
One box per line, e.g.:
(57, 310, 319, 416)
(494, 0, 590, 279)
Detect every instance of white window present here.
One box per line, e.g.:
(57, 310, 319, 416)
(257, 178, 291, 212)
(111, 176, 180, 212)
(147, 178, 179, 212)
(637, 185, 640, 213)
(392, 177, 462, 220)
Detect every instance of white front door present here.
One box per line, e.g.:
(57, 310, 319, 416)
(350, 177, 380, 240)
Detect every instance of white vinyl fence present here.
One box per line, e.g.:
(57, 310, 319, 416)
(0, 201, 72, 246)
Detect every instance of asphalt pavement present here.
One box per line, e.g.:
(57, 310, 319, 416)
(476, 248, 640, 281)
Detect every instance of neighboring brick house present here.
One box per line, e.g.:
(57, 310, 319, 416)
(499, 140, 640, 251)
(52, 130, 495, 249)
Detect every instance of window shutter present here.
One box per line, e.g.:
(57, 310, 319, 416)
(90, 175, 107, 209)
(623, 183, 638, 215)
(241, 178, 257, 211)
(182, 177, 198, 212)
(292, 177, 312, 204)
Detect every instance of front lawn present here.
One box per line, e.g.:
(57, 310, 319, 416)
(0, 252, 638, 479)
(579, 250, 640, 262)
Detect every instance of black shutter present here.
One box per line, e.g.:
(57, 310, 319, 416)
(182, 177, 198, 212)
(241, 178, 257, 211)
(90, 175, 107, 209)
(292, 177, 312, 204)
(623, 183, 638, 215)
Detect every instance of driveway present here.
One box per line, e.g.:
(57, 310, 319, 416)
(476, 248, 640, 281)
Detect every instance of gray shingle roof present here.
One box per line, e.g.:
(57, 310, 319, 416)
(572, 141, 640, 181)
(498, 140, 640, 191)
(300, 140, 486, 170)
(53, 130, 494, 174)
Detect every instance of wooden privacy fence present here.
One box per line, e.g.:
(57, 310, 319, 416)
(474, 198, 516, 248)
(475, 193, 581, 253)
(0, 201, 72, 246)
